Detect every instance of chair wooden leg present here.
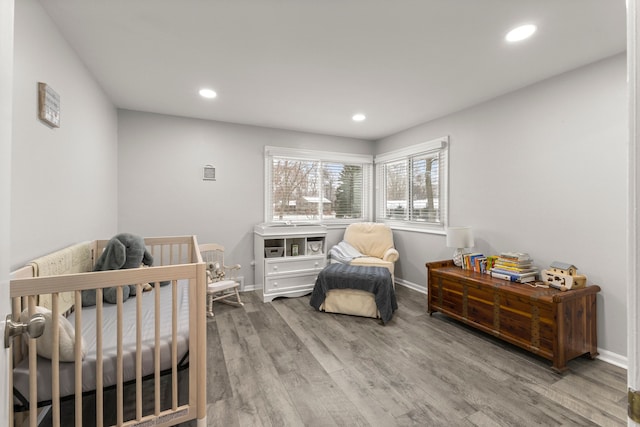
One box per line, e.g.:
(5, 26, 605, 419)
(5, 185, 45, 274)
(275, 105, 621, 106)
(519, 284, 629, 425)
(217, 288, 244, 307)
(234, 288, 244, 306)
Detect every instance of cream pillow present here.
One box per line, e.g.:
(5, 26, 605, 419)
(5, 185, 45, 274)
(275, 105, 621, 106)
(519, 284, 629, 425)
(20, 306, 86, 362)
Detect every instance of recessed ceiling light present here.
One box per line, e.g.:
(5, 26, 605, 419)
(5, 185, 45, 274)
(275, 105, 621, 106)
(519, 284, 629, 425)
(505, 24, 537, 43)
(199, 88, 217, 99)
(352, 113, 366, 122)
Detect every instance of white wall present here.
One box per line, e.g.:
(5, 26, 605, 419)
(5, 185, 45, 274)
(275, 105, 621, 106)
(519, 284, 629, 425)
(10, 0, 118, 269)
(117, 110, 373, 285)
(377, 53, 628, 360)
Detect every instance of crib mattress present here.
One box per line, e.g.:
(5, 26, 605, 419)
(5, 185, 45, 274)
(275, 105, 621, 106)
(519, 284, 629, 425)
(13, 281, 191, 406)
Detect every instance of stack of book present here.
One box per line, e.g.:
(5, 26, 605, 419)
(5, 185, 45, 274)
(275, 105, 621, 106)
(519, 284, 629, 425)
(490, 252, 538, 283)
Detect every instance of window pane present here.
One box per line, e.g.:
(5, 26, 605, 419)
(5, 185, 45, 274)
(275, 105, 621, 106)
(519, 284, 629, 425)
(327, 163, 363, 219)
(375, 136, 448, 229)
(385, 160, 407, 219)
(271, 158, 319, 221)
(410, 153, 440, 223)
(266, 147, 372, 223)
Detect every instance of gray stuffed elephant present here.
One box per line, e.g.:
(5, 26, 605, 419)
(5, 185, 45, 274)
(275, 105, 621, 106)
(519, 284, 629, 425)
(81, 233, 155, 306)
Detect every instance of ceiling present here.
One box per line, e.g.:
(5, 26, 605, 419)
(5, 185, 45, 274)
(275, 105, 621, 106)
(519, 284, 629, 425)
(38, 0, 627, 141)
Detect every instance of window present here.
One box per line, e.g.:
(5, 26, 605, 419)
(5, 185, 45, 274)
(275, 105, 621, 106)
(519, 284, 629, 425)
(375, 136, 448, 231)
(264, 146, 373, 223)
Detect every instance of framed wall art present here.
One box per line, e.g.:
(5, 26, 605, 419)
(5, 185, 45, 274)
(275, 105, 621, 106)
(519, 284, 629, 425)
(38, 82, 60, 128)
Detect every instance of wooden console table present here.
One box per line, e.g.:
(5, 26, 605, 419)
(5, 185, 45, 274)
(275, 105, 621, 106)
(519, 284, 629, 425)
(426, 260, 600, 372)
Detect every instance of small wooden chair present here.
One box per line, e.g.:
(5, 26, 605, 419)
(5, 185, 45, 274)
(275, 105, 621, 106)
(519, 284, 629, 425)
(199, 243, 244, 317)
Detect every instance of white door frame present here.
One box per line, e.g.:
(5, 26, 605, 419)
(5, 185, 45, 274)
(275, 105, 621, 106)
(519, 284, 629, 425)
(0, 0, 14, 424)
(629, 1, 640, 426)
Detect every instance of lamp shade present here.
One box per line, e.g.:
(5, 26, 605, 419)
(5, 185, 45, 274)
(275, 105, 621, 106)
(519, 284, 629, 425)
(446, 226, 474, 248)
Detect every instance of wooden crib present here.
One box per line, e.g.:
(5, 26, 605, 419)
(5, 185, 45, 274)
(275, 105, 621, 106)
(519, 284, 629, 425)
(9, 235, 207, 427)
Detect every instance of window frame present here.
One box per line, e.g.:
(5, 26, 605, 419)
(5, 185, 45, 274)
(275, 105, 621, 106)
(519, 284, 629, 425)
(375, 136, 449, 234)
(264, 146, 374, 225)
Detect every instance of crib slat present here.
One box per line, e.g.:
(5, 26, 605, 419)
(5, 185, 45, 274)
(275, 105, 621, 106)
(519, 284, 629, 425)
(11, 296, 22, 364)
(196, 268, 207, 422)
(74, 290, 83, 425)
(136, 283, 143, 421)
(96, 289, 104, 427)
(51, 293, 60, 427)
(8, 328, 13, 427)
(172, 280, 178, 409)
(117, 286, 124, 426)
(28, 296, 37, 427)
(155, 283, 161, 415)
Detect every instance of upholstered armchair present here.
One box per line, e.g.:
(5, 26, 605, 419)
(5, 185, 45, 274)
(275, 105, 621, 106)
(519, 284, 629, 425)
(332, 222, 399, 276)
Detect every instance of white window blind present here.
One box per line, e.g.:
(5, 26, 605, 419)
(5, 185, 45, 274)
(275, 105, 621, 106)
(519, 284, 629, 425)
(376, 136, 449, 231)
(265, 146, 373, 223)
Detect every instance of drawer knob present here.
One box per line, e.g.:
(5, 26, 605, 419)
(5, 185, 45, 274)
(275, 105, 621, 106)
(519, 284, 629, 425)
(273, 266, 278, 271)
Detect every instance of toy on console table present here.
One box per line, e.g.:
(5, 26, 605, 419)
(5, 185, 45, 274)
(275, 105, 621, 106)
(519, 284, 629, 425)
(541, 261, 587, 291)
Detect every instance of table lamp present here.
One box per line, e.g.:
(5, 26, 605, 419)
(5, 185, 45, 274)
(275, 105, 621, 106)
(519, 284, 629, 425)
(446, 226, 474, 267)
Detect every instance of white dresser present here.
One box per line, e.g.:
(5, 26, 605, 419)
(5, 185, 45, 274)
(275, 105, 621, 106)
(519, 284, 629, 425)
(253, 223, 327, 302)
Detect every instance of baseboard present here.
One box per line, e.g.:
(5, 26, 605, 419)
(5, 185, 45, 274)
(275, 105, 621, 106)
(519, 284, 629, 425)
(596, 348, 627, 370)
(395, 278, 426, 294)
(241, 280, 259, 292)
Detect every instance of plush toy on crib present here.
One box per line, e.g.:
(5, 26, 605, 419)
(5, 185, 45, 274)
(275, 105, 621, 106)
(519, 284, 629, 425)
(81, 232, 167, 306)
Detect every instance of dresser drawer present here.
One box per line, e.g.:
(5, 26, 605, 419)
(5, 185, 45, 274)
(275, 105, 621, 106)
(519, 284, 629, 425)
(264, 272, 319, 293)
(265, 256, 325, 275)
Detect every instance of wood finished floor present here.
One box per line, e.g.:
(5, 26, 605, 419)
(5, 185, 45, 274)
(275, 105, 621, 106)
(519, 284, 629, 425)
(197, 286, 627, 427)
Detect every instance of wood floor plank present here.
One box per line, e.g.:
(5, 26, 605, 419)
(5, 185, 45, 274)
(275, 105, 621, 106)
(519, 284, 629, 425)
(464, 410, 507, 427)
(240, 334, 307, 426)
(271, 300, 345, 375)
(225, 355, 268, 427)
(327, 367, 400, 426)
(207, 398, 240, 427)
(214, 310, 246, 362)
(206, 320, 234, 403)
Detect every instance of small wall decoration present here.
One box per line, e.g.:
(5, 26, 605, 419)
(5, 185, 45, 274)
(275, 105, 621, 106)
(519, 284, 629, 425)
(203, 165, 216, 181)
(38, 82, 60, 128)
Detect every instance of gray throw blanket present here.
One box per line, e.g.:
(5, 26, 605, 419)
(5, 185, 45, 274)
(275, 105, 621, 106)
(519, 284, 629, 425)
(309, 263, 397, 324)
